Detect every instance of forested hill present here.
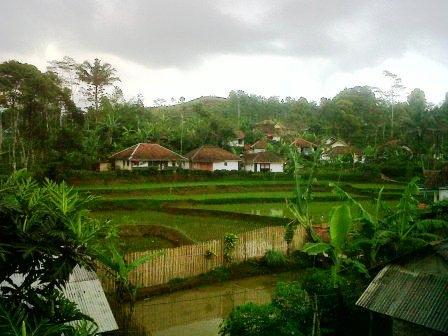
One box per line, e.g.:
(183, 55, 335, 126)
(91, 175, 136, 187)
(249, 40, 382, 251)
(0, 58, 448, 177)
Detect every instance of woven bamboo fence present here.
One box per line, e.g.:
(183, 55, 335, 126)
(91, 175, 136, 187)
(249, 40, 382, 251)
(100, 226, 305, 291)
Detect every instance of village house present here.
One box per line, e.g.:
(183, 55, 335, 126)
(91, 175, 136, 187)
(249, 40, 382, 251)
(254, 120, 287, 141)
(243, 151, 285, 172)
(185, 145, 241, 171)
(291, 137, 317, 156)
(356, 241, 448, 336)
(228, 130, 245, 147)
(247, 139, 269, 153)
(109, 143, 188, 171)
(421, 165, 448, 202)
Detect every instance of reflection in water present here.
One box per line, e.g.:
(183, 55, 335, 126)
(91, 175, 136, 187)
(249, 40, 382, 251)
(250, 208, 285, 218)
(129, 275, 279, 336)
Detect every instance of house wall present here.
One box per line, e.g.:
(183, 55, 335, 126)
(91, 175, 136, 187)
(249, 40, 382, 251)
(244, 163, 283, 173)
(191, 162, 213, 171)
(270, 163, 284, 173)
(115, 159, 132, 170)
(229, 139, 244, 147)
(97, 162, 111, 172)
(439, 189, 448, 201)
(213, 161, 239, 171)
(392, 319, 443, 336)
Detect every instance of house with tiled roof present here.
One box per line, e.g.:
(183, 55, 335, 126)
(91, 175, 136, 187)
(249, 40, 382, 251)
(248, 139, 269, 153)
(291, 138, 317, 156)
(244, 151, 285, 173)
(109, 143, 188, 171)
(229, 130, 246, 148)
(185, 145, 241, 171)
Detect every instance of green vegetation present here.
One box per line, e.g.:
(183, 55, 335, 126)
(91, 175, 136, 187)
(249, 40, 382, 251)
(91, 209, 269, 242)
(220, 179, 448, 336)
(0, 171, 115, 335)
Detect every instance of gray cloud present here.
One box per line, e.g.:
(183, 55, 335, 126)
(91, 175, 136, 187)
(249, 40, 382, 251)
(0, 0, 447, 69)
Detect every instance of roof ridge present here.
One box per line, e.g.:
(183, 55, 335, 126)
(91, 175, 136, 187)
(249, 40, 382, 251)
(109, 144, 138, 159)
(190, 145, 203, 161)
(155, 143, 188, 160)
(129, 143, 141, 160)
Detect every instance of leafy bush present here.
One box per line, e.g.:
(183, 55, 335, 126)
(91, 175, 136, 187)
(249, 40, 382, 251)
(220, 282, 312, 336)
(263, 250, 287, 269)
(219, 303, 281, 336)
(206, 266, 230, 282)
(272, 282, 312, 329)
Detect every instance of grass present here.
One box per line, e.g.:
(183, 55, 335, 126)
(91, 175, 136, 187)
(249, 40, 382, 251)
(86, 178, 405, 250)
(115, 236, 175, 252)
(91, 209, 270, 242)
(75, 179, 296, 191)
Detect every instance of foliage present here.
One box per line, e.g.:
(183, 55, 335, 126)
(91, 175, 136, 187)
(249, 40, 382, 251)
(220, 282, 312, 336)
(303, 204, 368, 286)
(263, 250, 287, 269)
(0, 170, 114, 336)
(219, 303, 281, 336)
(97, 244, 156, 305)
(223, 233, 239, 263)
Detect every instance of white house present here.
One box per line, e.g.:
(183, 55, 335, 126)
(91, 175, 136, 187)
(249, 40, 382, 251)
(244, 151, 285, 173)
(185, 145, 241, 171)
(291, 138, 317, 156)
(248, 139, 268, 153)
(228, 130, 245, 148)
(109, 143, 189, 171)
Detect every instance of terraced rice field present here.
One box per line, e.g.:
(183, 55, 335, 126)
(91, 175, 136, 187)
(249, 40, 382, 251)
(80, 177, 404, 252)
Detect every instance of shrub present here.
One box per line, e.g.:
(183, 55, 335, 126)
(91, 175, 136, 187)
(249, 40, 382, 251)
(263, 250, 287, 269)
(272, 282, 312, 328)
(290, 250, 315, 269)
(219, 303, 281, 336)
(206, 266, 230, 282)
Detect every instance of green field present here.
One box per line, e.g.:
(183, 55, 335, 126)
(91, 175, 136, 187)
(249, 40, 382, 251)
(92, 209, 271, 243)
(83, 178, 404, 252)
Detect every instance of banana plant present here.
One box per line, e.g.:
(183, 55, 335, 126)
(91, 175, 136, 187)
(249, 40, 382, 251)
(302, 204, 368, 287)
(98, 244, 158, 307)
(285, 148, 321, 251)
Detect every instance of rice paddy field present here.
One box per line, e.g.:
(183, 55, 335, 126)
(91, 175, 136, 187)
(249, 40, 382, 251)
(77, 177, 404, 252)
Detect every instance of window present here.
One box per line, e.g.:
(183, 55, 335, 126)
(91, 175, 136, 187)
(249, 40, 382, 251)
(259, 163, 270, 172)
(224, 162, 228, 166)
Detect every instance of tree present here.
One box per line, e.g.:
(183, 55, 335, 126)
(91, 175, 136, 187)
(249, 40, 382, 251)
(77, 58, 119, 123)
(0, 170, 114, 335)
(383, 71, 406, 138)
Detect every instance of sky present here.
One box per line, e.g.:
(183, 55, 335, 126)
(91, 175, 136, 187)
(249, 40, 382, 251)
(1, 0, 448, 106)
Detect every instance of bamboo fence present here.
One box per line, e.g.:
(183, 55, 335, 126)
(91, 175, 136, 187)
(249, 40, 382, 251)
(100, 226, 305, 291)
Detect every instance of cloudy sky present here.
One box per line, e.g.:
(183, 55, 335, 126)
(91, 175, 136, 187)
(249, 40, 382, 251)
(1, 0, 447, 105)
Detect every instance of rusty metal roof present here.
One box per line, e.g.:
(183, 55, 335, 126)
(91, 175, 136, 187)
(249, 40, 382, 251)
(356, 264, 448, 333)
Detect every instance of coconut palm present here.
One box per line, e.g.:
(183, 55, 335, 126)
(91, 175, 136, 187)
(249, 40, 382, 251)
(77, 59, 119, 123)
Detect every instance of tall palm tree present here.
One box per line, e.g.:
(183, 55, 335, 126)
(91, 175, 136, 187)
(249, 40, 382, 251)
(77, 59, 119, 123)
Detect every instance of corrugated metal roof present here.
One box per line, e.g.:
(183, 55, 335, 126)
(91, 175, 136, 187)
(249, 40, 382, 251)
(64, 266, 118, 333)
(356, 264, 448, 333)
(3, 266, 118, 334)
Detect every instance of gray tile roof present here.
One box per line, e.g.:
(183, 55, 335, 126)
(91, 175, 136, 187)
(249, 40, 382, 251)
(356, 264, 448, 333)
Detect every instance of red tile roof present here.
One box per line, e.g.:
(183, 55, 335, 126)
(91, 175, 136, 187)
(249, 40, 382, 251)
(244, 151, 285, 163)
(185, 145, 241, 162)
(291, 138, 317, 148)
(109, 143, 187, 161)
(251, 139, 268, 150)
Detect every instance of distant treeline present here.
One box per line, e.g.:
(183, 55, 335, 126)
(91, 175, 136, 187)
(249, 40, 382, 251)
(0, 57, 447, 177)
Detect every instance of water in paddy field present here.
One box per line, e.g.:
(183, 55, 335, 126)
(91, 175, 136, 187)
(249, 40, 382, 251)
(129, 274, 286, 336)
